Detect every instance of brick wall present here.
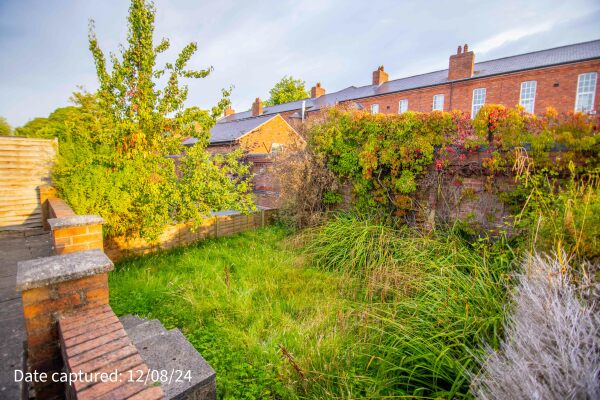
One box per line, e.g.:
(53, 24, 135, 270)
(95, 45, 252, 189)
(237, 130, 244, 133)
(354, 60, 600, 115)
(104, 209, 277, 262)
(238, 114, 304, 154)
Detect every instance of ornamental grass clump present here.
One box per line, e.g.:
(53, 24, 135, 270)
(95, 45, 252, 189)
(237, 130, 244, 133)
(303, 214, 515, 398)
(472, 252, 600, 400)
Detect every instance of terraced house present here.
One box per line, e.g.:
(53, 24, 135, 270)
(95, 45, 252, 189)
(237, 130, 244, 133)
(223, 39, 600, 127)
(185, 39, 600, 208)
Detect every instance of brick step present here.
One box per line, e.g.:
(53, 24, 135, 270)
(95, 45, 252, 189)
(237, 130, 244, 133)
(120, 316, 216, 400)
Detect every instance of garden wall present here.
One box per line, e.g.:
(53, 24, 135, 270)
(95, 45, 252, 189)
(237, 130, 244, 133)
(41, 192, 277, 262)
(104, 209, 276, 261)
(0, 136, 57, 230)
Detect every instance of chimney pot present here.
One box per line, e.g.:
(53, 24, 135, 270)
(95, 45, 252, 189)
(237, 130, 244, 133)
(464, 43, 469, 52)
(224, 106, 235, 117)
(457, 45, 462, 54)
(252, 98, 263, 116)
(372, 65, 389, 85)
(311, 83, 326, 98)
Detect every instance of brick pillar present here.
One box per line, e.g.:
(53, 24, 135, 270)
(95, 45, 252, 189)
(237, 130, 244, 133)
(48, 215, 105, 255)
(16, 250, 114, 400)
(39, 185, 58, 230)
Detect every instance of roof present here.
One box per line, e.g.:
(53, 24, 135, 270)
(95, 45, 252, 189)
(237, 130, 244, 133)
(223, 39, 600, 123)
(183, 114, 277, 146)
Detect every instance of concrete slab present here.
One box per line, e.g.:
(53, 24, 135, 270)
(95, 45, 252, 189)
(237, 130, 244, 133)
(0, 231, 51, 400)
(135, 329, 216, 400)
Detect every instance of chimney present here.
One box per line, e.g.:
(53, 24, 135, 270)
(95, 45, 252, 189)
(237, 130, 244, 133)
(224, 106, 235, 117)
(448, 43, 474, 80)
(372, 65, 389, 85)
(311, 82, 326, 98)
(252, 98, 263, 116)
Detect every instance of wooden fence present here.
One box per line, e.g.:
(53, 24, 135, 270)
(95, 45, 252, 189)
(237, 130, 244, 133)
(0, 136, 58, 230)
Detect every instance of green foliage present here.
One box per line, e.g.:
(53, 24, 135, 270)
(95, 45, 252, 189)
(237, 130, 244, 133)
(0, 116, 13, 136)
(264, 76, 309, 107)
(309, 108, 467, 215)
(52, 0, 254, 239)
(15, 106, 87, 139)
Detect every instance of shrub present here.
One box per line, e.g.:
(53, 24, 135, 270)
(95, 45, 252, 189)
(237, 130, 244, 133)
(472, 252, 600, 400)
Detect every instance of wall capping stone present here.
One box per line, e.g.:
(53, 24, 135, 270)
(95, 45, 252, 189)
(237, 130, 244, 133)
(48, 215, 105, 230)
(16, 249, 114, 291)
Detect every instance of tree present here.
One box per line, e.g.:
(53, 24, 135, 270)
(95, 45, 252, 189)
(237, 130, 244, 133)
(15, 106, 81, 139)
(53, 0, 254, 239)
(0, 117, 12, 136)
(264, 76, 309, 106)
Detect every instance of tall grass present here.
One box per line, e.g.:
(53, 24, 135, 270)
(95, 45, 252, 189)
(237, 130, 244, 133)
(303, 214, 515, 398)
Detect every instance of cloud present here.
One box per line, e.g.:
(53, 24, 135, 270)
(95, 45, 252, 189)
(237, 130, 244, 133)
(0, 0, 598, 126)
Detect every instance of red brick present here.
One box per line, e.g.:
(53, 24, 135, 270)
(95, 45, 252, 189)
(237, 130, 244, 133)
(53, 226, 88, 239)
(61, 313, 118, 339)
(85, 287, 109, 305)
(67, 337, 130, 369)
(74, 344, 138, 374)
(128, 386, 164, 400)
(22, 286, 55, 306)
(23, 292, 81, 319)
(27, 328, 57, 348)
(65, 327, 127, 358)
(63, 321, 122, 347)
(57, 274, 107, 296)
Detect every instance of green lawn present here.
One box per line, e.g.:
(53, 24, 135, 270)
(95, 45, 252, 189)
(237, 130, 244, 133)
(109, 226, 361, 399)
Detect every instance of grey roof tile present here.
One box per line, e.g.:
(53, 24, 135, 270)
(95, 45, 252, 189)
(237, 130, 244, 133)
(184, 114, 277, 145)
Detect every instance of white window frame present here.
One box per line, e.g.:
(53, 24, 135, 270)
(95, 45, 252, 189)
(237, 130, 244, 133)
(519, 81, 537, 114)
(371, 104, 379, 114)
(398, 99, 408, 114)
(472, 88, 486, 117)
(575, 72, 597, 113)
(432, 94, 444, 111)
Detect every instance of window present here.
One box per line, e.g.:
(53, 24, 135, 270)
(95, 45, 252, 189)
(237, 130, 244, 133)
(271, 143, 283, 153)
(398, 99, 408, 113)
(371, 104, 380, 114)
(472, 88, 486, 117)
(575, 72, 597, 112)
(520, 81, 537, 114)
(432, 94, 444, 111)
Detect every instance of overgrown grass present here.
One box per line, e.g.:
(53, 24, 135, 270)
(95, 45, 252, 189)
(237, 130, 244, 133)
(109, 226, 362, 399)
(302, 214, 516, 398)
(110, 218, 517, 399)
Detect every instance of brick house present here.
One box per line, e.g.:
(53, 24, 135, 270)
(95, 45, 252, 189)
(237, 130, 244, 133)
(183, 111, 304, 208)
(189, 39, 599, 209)
(221, 39, 600, 125)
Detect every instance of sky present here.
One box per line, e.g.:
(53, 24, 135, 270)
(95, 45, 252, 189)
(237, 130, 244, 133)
(1, 0, 599, 127)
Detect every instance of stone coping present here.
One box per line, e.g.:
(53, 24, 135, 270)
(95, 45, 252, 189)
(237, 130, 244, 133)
(48, 215, 105, 230)
(16, 249, 114, 291)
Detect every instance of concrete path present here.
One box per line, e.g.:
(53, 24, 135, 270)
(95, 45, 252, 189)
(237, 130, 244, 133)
(0, 230, 52, 400)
